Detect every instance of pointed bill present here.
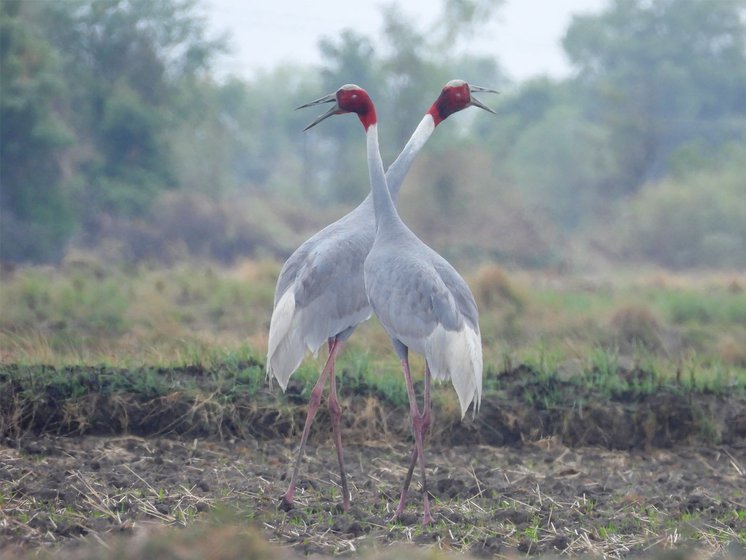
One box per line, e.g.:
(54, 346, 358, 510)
(469, 95, 497, 114)
(469, 85, 499, 95)
(302, 103, 341, 131)
(296, 92, 336, 110)
(297, 91, 342, 131)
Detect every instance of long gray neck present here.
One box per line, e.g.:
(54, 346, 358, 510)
(384, 115, 436, 203)
(366, 123, 399, 230)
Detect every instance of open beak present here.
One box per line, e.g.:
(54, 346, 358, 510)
(296, 92, 340, 131)
(469, 84, 499, 114)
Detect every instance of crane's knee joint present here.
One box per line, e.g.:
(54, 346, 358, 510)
(309, 386, 324, 408)
(328, 398, 342, 420)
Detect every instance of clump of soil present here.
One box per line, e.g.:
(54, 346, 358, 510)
(1, 363, 745, 558)
(2, 364, 744, 449)
(1, 435, 744, 558)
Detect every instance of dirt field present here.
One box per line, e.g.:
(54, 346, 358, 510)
(1, 365, 745, 559)
(1, 434, 745, 558)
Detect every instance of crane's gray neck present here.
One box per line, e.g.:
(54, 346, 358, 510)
(385, 114, 436, 203)
(366, 123, 399, 230)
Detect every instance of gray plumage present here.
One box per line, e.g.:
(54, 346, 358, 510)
(267, 117, 434, 390)
(348, 81, 492, 524)
(365, 217, 483, 414)
(363, 135, 483, 418)
(271, 81, 495, 516)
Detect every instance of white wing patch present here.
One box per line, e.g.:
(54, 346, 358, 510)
(266, 288, 306, 391)
(425, 323, 483, 418)
(266, 282, 372, 391)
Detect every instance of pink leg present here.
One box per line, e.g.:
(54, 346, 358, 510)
(393, 364, 432, 520)
(328, 352, 350, 510)
(393, 363, 433, 520)
(392, 446, 417, 520)
(280, 338, 343, 511)
(400, 358, 434, 525)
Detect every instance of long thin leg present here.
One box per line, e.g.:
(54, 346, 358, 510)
(392, 446, 417, 520)
(280, 338, 343, 510)
(420, 364, 433, 522)
(423, 363, 432, 429)
(401, 357, 434, 525)
(328, 349, 350, 510)
(392, 364, 433, 521)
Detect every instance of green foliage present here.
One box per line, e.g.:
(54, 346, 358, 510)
(563, 0, 746, 190)
(651, 287, 746, 327)
(3, 0, 746, 272)
(0, 0, 74, 261)
(1, 0, 225, 263)
(614, 142, 746, 268)
(0, 267, 131, 346)
(501, 100, 619, 228)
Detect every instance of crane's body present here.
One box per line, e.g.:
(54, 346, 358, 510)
(302, 81, 494, 524)
(268, 203, 372, 390)
(267, 119, 432, 389)
(364, 218, 482, 415)
(268, 95, 457, 512)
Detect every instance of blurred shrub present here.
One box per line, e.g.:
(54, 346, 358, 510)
(67, 522, 287, 560)
(609, 304, 664, 353)
(470, 264, 525, 311)
(398, 148, 560, 268)
(720, 336, 746, 368)
(609, 142, 746, 268)
(0, 265, 131, 340)
(78, 192, 288, 265)
(658, 289, 746, 327)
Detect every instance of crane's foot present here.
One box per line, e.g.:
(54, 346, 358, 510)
(332, 501, 350, 514)
(279, 494, 294, 512)
(421, 511, 435, 526)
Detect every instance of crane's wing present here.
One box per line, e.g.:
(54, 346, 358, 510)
(429, 250, 480, 331)
(427, 251, 482, 416)
(365, 248, 482, 417)
(267, 213, 374, 390)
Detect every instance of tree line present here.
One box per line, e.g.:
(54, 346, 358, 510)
(2, 0, 745, 268)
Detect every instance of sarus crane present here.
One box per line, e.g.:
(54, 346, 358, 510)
(270, 80, 496, 513)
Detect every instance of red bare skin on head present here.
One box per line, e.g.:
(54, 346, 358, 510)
(337, 88, 377, 130)
(427, 82, 471, 126)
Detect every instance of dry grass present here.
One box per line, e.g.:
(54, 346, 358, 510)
(2, 261, 745, 558)
(1, 262, 745, 382)
(2, 437, 744, 560)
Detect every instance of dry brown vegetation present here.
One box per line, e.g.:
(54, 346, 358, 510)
(1, 262, 745, 558)
(1, 361, 745, 559)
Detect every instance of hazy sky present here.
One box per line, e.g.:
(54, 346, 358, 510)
(206, 0, 607, 81)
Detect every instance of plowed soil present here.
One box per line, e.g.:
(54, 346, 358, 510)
(1, 365, 745, 559)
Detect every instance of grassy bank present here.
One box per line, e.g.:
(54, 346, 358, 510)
(2, 259, 745, 373)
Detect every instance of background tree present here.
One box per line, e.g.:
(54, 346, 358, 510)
(563, 0, 746, 191)
(0, 0, 73, 261)
(29, 0, 217, 240)
(3, 0, 745, 269)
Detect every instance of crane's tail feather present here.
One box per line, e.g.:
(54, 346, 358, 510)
(426, 324, 483, 418)
(266, 289, 306, 391)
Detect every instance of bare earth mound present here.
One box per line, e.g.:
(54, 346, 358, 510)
(1, 364, 744, 558)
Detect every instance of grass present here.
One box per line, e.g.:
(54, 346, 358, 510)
(2, 261, 745, 374)
(1, 260, 746, 559)
(2, 261, 745, 436)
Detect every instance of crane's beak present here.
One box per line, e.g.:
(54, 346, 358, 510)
(469, 85, 499, 95)
(297, 92, 340, 131)
(468, 85, 499, 114)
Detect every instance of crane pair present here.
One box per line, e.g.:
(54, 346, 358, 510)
(267, 80, 497, 525)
